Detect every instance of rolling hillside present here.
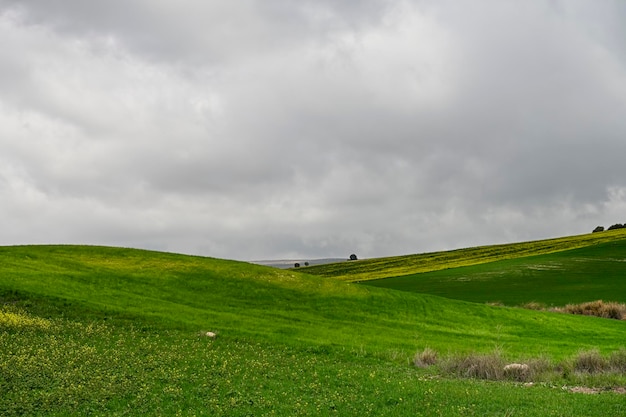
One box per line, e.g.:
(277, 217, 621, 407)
(303, 229, 626, 282)
(1, 243, 624, 357)
(2, 243, 626, 416)
(362, 237, 626, 306)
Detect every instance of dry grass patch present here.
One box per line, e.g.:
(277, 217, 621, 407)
(571, 349, 609, 373)
(609, 348, 626, 373)
(413, 347, 438, 368)
(415, 348, 626, 384)
(552, 300, 626, 320)
(520, 301, 546, 311)
(440, 350, 506, 380)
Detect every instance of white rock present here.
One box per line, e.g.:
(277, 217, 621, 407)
(503, 363, 529, 372)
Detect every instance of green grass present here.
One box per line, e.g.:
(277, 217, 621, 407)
(4, 307, 626, 416)
(2, 244, 624, 358)
(362, 238, 626, 306)
(2, 243, 626, 416)
(303, 229, 626, 282)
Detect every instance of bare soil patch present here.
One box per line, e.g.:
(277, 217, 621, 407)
(568, 386, 626, 395)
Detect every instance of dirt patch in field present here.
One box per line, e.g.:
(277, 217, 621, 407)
(569, 386, 626, 394)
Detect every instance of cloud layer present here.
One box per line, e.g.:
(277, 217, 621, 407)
(1, 0, 626, 260)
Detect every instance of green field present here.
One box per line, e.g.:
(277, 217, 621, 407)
(303, 229, 626, 282)
(2, 238, 626, 416)
(361, 237, 626, 306)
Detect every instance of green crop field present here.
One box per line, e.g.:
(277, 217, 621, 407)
(2, 241, 626, 416)
(361, 236, 626, 306)
(303, 229, 626, 282)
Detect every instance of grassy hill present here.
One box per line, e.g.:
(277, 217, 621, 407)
(2, 243, 626, 416)
(362, 236, 626, 306)
(303, 229, 626, 282)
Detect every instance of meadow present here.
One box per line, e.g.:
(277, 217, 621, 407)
(361, 237, 626, 306)
(303, 228, 626, 282)
(2, 235, 626, 416)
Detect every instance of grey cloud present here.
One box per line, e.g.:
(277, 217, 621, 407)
(1, 0, 392, 66)
(2, 0, 626, 260)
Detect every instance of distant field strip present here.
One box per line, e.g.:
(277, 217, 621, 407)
(303, 229, 626, 282)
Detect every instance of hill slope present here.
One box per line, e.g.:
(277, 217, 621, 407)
(1, 244, 625, 358)
(363, 238, 626, 306)
(3, 244, 626, 416)
(303, 229, 626, 282)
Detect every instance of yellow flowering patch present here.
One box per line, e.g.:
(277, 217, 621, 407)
(0, 307, 53, 330)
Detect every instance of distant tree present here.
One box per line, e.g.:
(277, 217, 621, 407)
(294, 263, 300, 268)
(304, 262, 309, 267)
(593, 226, 605, 233)
(349, 254, 358, 261)
(608, 223, 625, 230)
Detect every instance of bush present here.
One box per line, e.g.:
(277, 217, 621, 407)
(609, 348, 626, 372)
(413, 347, 438, 368)
(572, 349, 608, 374)
(521, 301, 545, 311)
(553, 300, 626, 320)
(441, 350, 506, 380)
(526, 356, 554, 379)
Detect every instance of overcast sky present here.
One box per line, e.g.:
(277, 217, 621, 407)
(1, 1, 625, 261)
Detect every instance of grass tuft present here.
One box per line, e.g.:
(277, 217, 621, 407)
(553, 300, 626, 320)
(572, 349, 609, 373)
(413, 347, 438, 368)
(521, 301, 546, 311)
(440, 350, 506, 380)
(609, 348, 626, 372)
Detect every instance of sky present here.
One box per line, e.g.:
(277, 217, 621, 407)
(1, 0, 626, 261)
